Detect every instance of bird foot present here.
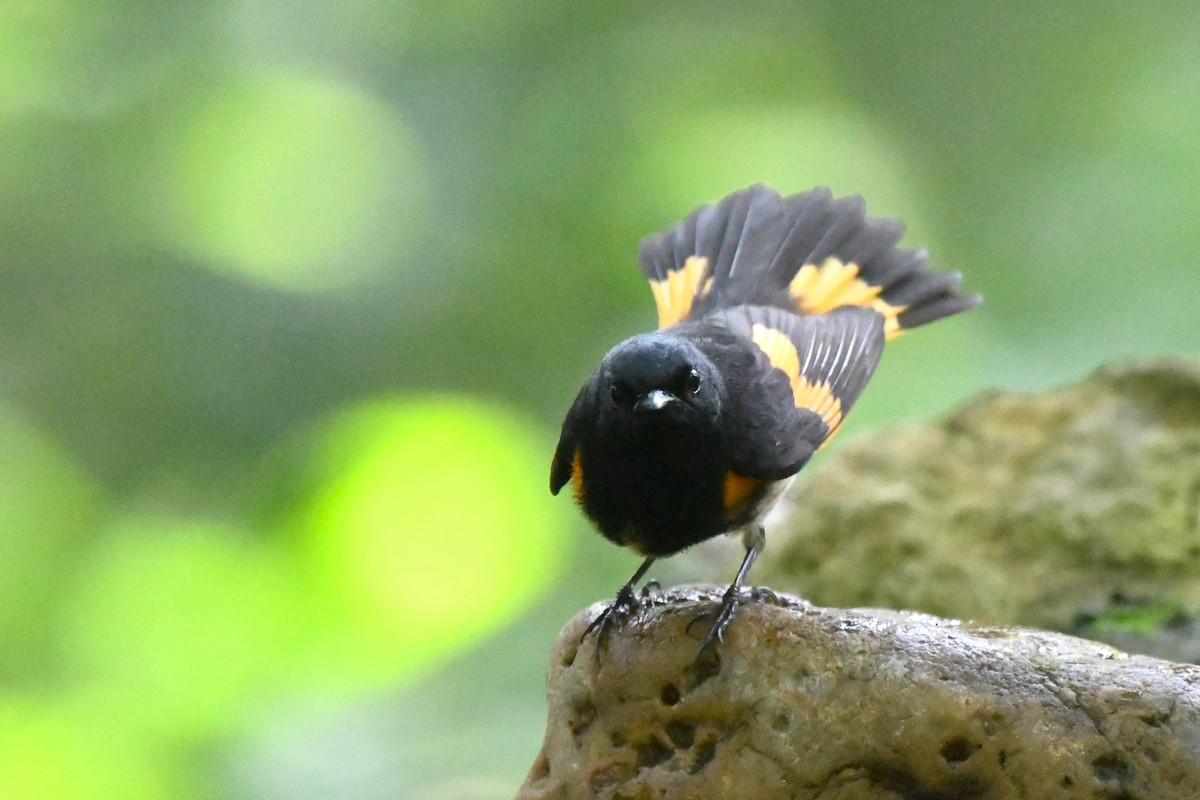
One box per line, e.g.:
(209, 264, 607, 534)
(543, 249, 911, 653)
(580, 583, 641, 660)
(688, 584, 777, 654)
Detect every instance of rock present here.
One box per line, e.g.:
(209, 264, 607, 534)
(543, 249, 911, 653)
(740, 360, 1200, 660)
(517, 587, 1200, 800)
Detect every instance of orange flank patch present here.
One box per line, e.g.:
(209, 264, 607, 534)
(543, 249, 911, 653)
(723, 471, 763, 520)
(789, 257, 907, 340)
(749, 324, 844, 442)
(650, 256, 710, 328)
(570, 449, 585, 502)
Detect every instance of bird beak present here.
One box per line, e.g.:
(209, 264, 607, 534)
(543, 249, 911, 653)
(634, 389, 677, 413)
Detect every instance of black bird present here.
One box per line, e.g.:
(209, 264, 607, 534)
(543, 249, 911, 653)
(551, 185, 980, 650)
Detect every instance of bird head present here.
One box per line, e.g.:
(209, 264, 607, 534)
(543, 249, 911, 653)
(598, 334, 722, 427)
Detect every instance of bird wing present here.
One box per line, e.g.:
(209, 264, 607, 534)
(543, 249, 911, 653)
(711, 304, 887, 478)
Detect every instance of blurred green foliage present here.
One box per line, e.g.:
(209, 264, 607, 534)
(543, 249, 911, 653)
(0, 1, 1197, 798)
(159, 71, 424, 290)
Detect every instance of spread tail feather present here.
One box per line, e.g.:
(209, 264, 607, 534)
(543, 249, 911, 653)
(638, 184, 980, 337)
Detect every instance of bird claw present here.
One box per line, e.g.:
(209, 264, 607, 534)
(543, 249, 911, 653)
(698, 586, 741, 652)
(581, 583, 641, 660)
(748, 585, 780, 604)
(689, 584, 775, 655)
(578, 557, 658, 663)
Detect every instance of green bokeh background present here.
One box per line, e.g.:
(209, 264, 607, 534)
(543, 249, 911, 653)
(1, 2, 1198, 797)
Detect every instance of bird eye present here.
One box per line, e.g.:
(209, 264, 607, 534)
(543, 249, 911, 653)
(610, 382, 632, 406)
(684, 368, 701, 395)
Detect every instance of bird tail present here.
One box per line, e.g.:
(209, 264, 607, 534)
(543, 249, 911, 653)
(637, 185, 980, 338)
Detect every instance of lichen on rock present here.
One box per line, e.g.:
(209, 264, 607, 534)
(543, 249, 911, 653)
(517, 588, 1200, 800)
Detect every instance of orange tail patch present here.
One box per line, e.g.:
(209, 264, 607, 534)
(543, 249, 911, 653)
(789, 257, 906, 339)
(650, 256, 711, 328)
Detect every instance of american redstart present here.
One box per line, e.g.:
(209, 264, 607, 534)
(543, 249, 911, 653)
(551, 185, 980, 651)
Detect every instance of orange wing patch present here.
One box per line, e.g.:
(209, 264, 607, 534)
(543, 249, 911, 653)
(749, 324, 844, 442)
(650, 256, 710, 328)
(789, 257, 907, 340)
(723, 471, 763, 520)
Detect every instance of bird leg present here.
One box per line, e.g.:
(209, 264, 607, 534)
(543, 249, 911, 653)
(698, 524, 765, 652)
(581, 556, 656, 657)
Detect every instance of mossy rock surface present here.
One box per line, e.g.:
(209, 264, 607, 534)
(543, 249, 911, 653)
(745, 360, 1200, 660)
